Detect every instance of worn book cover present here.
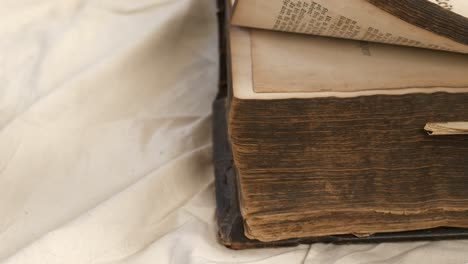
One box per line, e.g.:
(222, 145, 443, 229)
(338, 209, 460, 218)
(214, 0, 468, 249)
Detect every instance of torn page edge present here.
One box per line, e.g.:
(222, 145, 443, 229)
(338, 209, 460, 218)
(425, 122, 468, 135)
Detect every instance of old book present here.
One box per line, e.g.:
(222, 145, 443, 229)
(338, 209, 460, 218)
(232, 0, 468, 53)
(214, 0, 468, 249)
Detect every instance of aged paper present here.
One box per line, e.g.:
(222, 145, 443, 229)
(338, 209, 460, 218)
(229, 27, 468, 98)
(232, 0, 468, 53)
(250, 30, 468, 93)
(425, 122, 468, 135)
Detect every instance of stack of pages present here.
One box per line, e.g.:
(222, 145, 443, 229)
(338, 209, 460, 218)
(213, 0, 468, 249)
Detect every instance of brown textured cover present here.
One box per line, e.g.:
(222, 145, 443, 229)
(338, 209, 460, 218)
(213, 0, 468, 249)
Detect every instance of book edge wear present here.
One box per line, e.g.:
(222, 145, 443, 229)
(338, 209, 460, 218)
(366, 0, 468, 45)
(213, 96, 468, 249)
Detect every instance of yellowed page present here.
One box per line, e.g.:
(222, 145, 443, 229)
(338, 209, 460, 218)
(251, 30, 468, 93)
(230, 27, 468, 99)
(232, 0, 468, 53)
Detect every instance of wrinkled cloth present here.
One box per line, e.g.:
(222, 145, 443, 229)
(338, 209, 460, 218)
(0, 0, 467, 263)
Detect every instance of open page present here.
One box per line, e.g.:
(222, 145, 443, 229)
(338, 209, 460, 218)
(230, 27, 468, 99)
(232, 0, 468, 53)
(251, 30, 468, 93)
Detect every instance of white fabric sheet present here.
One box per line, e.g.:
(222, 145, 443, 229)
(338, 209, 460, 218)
(0, 0, 467, 263)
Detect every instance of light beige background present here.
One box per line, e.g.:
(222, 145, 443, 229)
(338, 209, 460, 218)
(0, 0, 467, 263)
